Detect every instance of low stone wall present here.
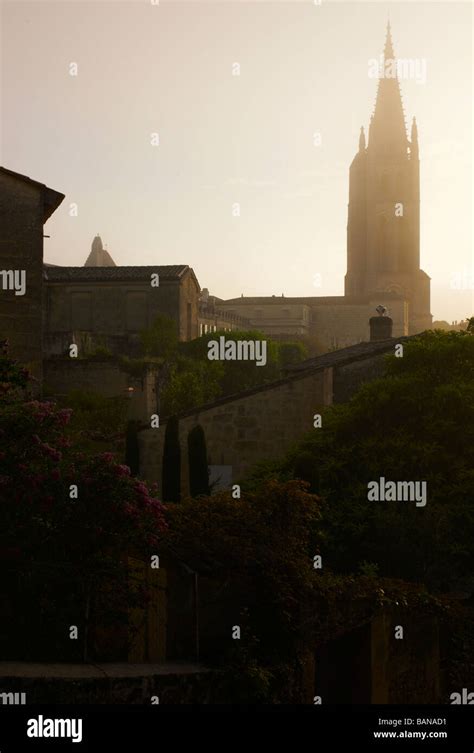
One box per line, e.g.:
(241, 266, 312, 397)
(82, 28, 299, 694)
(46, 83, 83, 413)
(0, 664, 216, 704)
(0, 656, 317, 704)
(139, 367, 333, 497)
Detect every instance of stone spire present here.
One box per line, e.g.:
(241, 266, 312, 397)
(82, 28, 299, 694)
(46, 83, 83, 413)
(410, 116, 419, 159)
(91, 234, 103, 255)
(368, 21, 407, 155)
(384, 18, 395, 60)
(359, 126, 366, 152)
(84, 234, 116, 267)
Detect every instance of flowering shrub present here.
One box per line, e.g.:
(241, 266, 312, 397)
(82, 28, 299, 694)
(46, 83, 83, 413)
(0, 344, 166, 660)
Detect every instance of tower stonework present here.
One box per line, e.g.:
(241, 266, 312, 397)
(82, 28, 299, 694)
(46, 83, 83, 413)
(345, 23, 432, 334)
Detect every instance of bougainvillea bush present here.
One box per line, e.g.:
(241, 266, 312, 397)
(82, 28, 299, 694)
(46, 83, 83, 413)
(0, 342, 166, 660)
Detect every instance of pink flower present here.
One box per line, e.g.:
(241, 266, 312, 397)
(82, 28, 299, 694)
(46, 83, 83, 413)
(57, 409, 72, 426)
(135, 482, 149, 496)
(41, 443, 62, 462)
(115, 464, 131, 477)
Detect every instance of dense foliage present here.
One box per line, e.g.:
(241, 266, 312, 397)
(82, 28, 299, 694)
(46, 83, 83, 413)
(0, 343, 166, 660)
(165, 479, 322, 664)
(245, 330, 474, 591)
(138, 317, 308, 416)
(164, 478, 447, 701)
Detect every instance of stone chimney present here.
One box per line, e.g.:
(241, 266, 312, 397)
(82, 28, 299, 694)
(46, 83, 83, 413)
(369, 311, 393, 341)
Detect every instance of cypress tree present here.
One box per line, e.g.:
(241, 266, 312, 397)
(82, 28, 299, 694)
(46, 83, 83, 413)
(162, 416, 181, 502)
(125, 420, 140, 476)
(187, 424, 210, 498)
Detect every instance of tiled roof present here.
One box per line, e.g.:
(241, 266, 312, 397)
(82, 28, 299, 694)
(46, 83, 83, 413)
(0, 166, 65, 222)
(285, 335, 415, 373)
(221, 293, 405, 305)
(158, 335, 419, 421)
(43, 265, 190, 282)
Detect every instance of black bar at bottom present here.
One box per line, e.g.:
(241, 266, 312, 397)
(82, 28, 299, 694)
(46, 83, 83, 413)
(0, 704, 472, 751)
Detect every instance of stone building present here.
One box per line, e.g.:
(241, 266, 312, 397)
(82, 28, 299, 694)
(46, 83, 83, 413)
(0, 166, 64, 384)
(198, 289, 251, 335)
(43, 259, 201, 357)
(32, 27, 432, 369)
(344, 22, 431, 335)
(139, 318, 414, 498)
(2, 26, 433, 409)
(217, 293, 408, 349)
(214, 23, 432, 349)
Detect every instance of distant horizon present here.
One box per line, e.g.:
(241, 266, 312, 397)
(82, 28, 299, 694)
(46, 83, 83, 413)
(2, 1, 472, 322)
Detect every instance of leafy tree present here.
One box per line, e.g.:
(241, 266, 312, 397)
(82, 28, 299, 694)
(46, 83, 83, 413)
(164, 478, 445, 701)
(140, 313, 179, 359)
(248, 330, 474, 591)
(140, 329, 309, 417)
(165, 479, 322, 665)
(278, 341, 308, 367)
(161, 358, 223, 416)
(180, 330, 280, 396)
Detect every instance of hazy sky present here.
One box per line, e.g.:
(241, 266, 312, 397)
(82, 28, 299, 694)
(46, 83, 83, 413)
(1, 0, 472, 321)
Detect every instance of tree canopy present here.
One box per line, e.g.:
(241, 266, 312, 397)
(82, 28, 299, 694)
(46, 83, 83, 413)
(246, 330, 474, 592)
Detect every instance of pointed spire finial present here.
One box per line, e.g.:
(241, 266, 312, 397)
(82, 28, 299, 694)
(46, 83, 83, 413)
(91, 234, 103, 253)
(359, 126, 366, 152)
(368, 22, 407, 152)
(384, 17, 395, 61)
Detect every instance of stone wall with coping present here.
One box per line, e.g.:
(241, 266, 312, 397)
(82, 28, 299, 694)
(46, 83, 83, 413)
(139, 367, 333, 498)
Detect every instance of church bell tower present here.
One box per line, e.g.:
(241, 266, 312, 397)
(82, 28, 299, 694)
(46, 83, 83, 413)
(344, 22, 432, 334)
